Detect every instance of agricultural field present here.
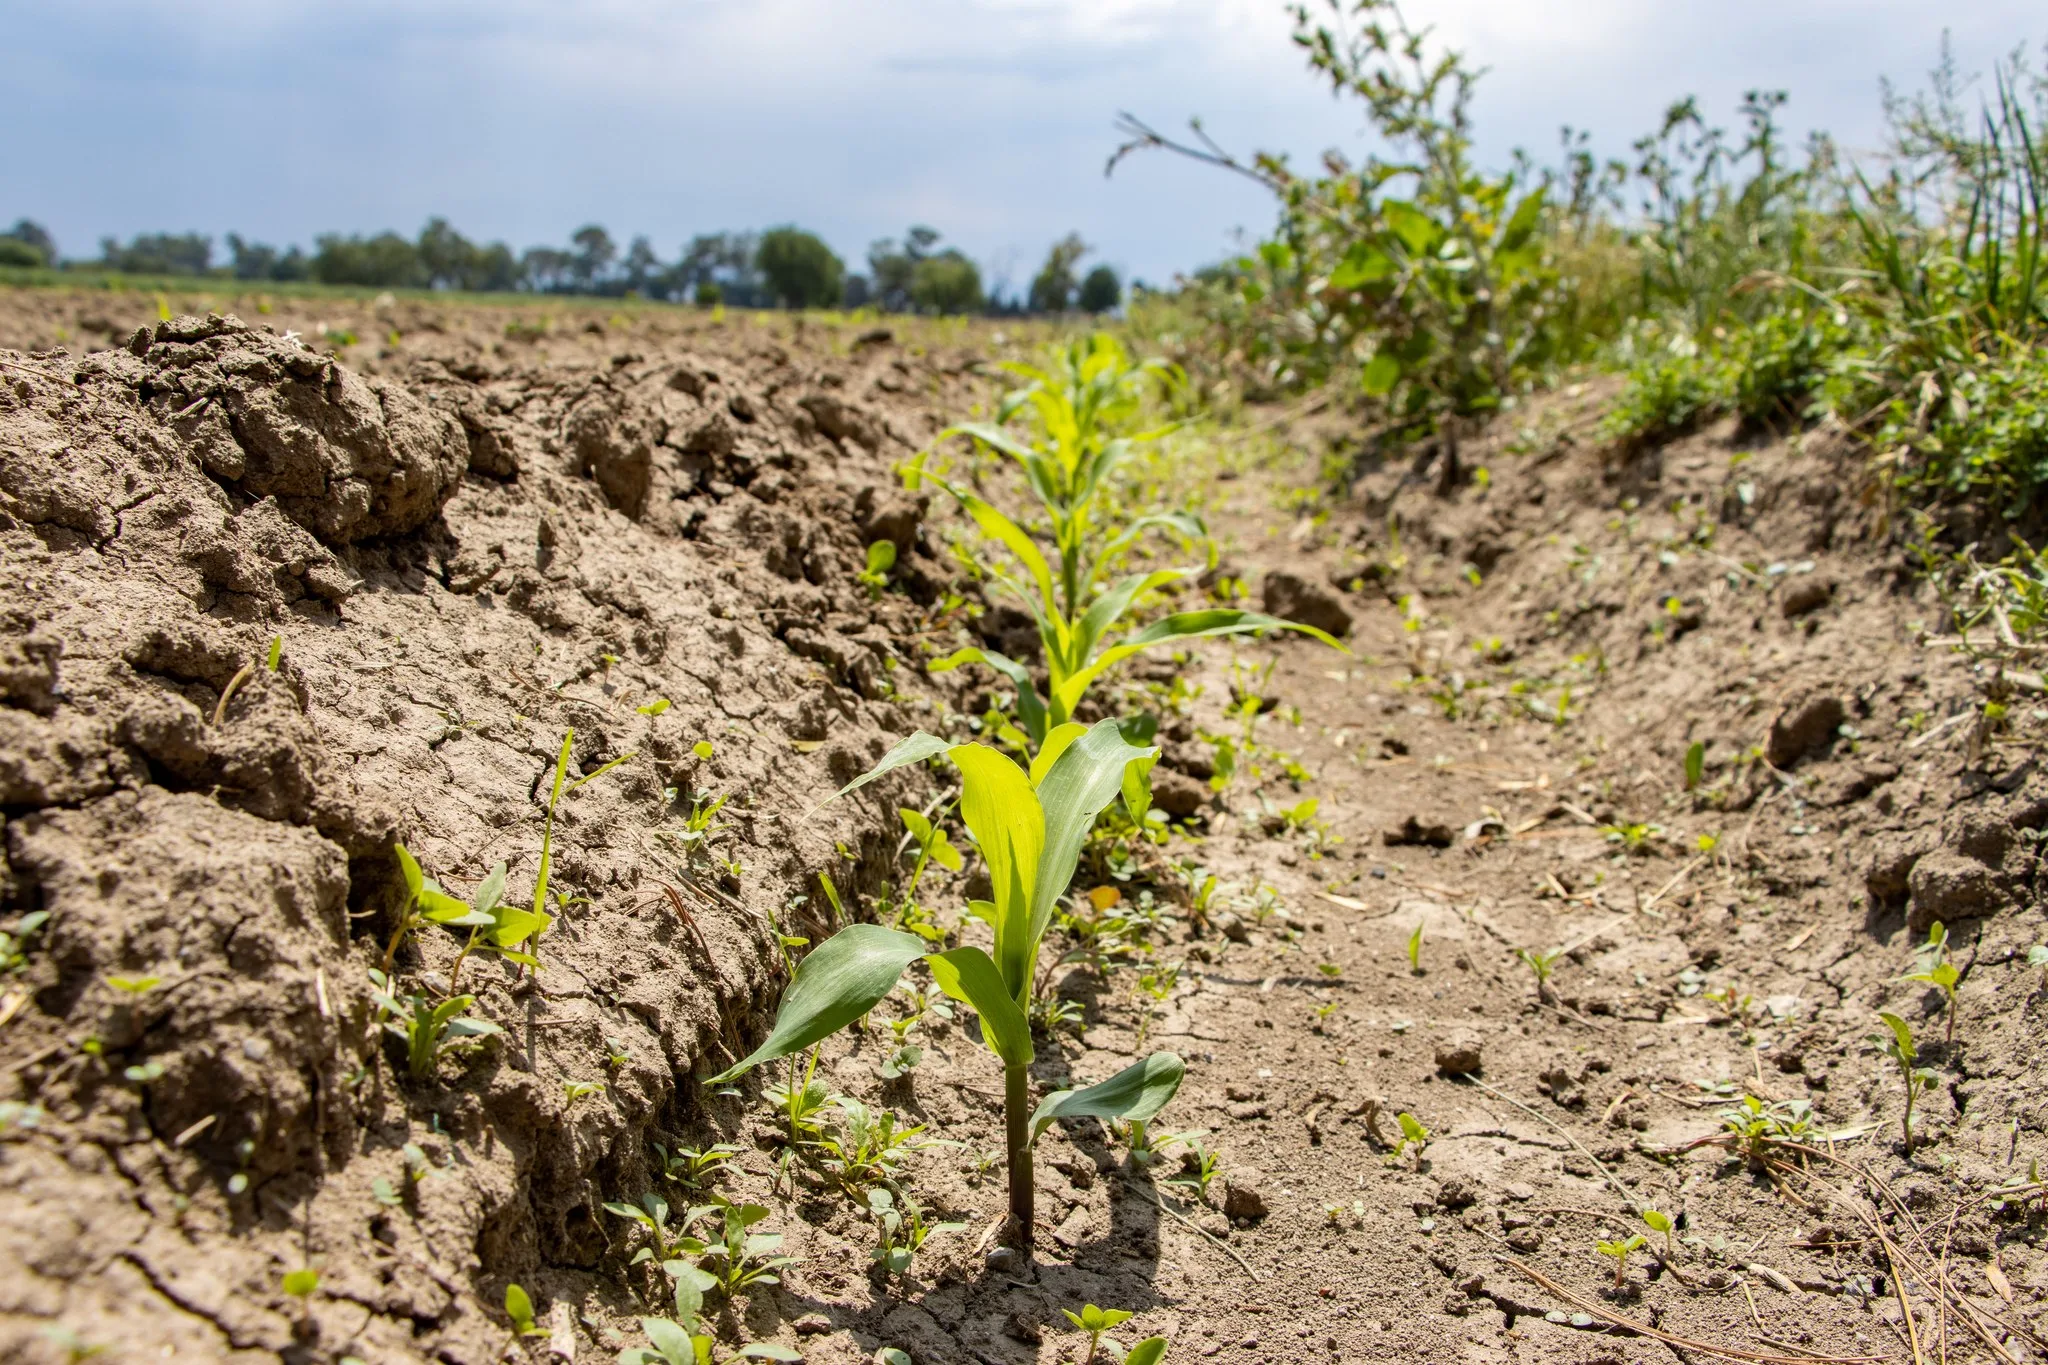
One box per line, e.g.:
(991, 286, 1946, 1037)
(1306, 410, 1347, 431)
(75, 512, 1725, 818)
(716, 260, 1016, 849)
(8, 8, 2048, 1365)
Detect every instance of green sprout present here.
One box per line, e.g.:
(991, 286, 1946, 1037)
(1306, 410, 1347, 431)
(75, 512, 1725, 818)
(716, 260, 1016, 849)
(1641, 1208, 1675, 1260)
(0, 911, 48, 973)
(1167, 1137, 1222, 1201)
(2030, 944, 2048, 990)
(1391, 1111, 1430, 1170)
(106, 974, 160, 994)
(1406, 922, 1424, 974)
(1516, 946, 1565, 1000)
(281, 1268, 319, 1305)
(655, 1142, 742, 1190)
(1873, 1011, 1942, 1155)
(504, 1283, 549, 1340)
(867, 1186, 965, 1284)
(857, 539, 897, 598)
(1684, 740, 1706, 789)
(369, 981, 503, 1080)
(1899, 920, 1960, 1044)
(563, 1080, 605, 1104)
(1063, 1304, 1131, 1365)
(618, 1268, 800, 1365)
(709, 722, 1187, 1253)
(1595, 1233, 1646, 1287)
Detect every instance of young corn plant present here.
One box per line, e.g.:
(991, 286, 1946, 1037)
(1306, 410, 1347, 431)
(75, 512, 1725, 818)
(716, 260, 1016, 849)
(909, 333, 1344, 746)
(710, 720, 1187, 1252)
(1168, 1138, 1222, 1201)
(654, 1142, 742, 1190)
(1874, 1011, 1942, 1155)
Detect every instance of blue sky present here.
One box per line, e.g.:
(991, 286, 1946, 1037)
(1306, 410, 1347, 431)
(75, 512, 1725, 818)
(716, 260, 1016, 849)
(6, 1, 2043, 291)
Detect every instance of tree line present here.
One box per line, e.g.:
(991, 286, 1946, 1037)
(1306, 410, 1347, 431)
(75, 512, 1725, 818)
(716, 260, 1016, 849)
(0, 216, 1126, 315)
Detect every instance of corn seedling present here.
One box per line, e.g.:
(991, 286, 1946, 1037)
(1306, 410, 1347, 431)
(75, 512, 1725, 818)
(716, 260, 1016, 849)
(712, 721, 1187, 1251)
(1406, 922, 1424, 974)
(370, 982, 503, 1080)
(655, 1142, 742, 1190)
(857, 540, 897, 598)
(521, 730, 633, 959)
(563, 1080, 604, 1104)
(0, 911, 48, 973)
(1684, 740, 1706, 790)
(867, 1186, 964, 1282)
(1595, 1233, 1646, 1288)
(911, 333, 1344, 747)
(1874, 1011, 1942, 1155)
(764, 1049, 831, 1150)
(504, 1283, 548, 1340)
(1900, 920, 1960, 1044)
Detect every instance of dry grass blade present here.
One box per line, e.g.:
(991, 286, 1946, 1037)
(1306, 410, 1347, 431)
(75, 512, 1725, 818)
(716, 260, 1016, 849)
(1494, 1257, 1882, 1365)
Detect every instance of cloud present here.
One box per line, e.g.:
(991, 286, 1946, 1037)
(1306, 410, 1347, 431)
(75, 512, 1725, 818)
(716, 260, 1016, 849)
(4, 1, 2043, 287)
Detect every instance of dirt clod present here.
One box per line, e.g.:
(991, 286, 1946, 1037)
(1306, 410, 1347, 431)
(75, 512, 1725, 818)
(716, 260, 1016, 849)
(1433, 1034, 1484, 1075)
(1764, 692, 1846, 767)
(1262, 568, 1354, 638)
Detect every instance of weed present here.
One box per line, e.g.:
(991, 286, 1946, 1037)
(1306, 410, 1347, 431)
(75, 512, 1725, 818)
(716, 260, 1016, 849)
(2030, 944, 2048, 989)
(370, 982, 502, 1080)
(696, 1199, 799, 1299)
(713, 722, 1187, 1250)
(867, 1186, 964, 1283)
(857, 540, 897, 598)
(106, 974, 160, 994)
(1064, 1304, 1130, 1365)
(563, 1080, 605, 1104)
(764, 1049, 831, 1151)
(503, 1283, 549, 1340)
(1717, 1094, 1814, 1169)
(1900, 920, 1960, 1044)
(1406, 922, 1424, 975)
(1641, 1208, 1676, 1260)
(1600, 821, 1661, 854)
(606, 1036, 631, 1069)
(0, 911, 49, 973)
(817, 1096, 933, 1192)
(655, 1142, 742, 1190)
(1516, 946, 1565, 1000)
(619, 1268, 799, 1364)
(605, 1191, 687, 1264)
(1595, 1233, 1646, 1288)
(1167, 1137, 1222, 1202)
(1874, 1011, 1942, 1155)
(281, 1267, 319, 1305)
(1390, 1111, 1430, 1170)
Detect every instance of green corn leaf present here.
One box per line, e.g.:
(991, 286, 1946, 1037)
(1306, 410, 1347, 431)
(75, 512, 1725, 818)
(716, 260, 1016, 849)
(1073, 569, 1190, 667)
(925, 646, 1048, 744)
(826, 730, 954, 804)
(1030, 1051, 1185, 1146)
(950, 742, 1045, 1001)
(1122, 752, 1157, 828)
(708, 924, 926, 1082)
(1029, 722, 1090, 786)
(925, 946, 1033, 1065)
(1052, 610, 1348, 720)
(1027, 720, 1157, 965)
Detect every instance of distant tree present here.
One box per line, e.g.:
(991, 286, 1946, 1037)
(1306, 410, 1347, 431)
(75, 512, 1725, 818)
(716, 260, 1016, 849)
(2, 219, 56, 266)
(868, 225, 943, 312)
(1078, 264, 1121, 314)
(842, 273, 873, 309)
(101, 232, 213, 276)
(910, 250, 984, 314)
(417, 217, 480, 290)
(621, 235, 662, 296)
(520, 246, 573, 292)
(467, 241, 518, 292)
(311, 232, 424, 287)
(0, 239, 44, 269)
(755, 227, 844, 309)
(1028, 232, 1089, 313)
(569, 225, 616, 291)
(672, 232, 761, 305)
(226, 233, 278, 280)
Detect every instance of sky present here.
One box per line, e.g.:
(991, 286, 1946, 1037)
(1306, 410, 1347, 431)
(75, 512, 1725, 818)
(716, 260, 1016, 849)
(5, 1, 2044, 292)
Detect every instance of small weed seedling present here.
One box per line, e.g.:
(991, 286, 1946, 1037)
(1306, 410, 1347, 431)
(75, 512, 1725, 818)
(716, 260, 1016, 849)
(1684, 740, 1706, 790)
(563, 1080, 604, 1105)
(1516, 946, 1564, 1001)
(1600, 821, 1661, 855)
(817, 1097, 932, 1192)
(618, 1270, 800, 1364)
(857, 540, 897, 598)
(604, 1191, 687, 1264)
(1063, 1304, 1168, 1365)
(765, 1049, 831, 1149)
(1642, 1208, 1676, 1261)
(697, 1200, 799, 1299)
(504, 1283, 549, 1340)
(281, 1268, 319, 1317)
(1595, 1233, 1646, 1288)
(1167, 1138, 1222, 1201)
(370, 980, 503, 1080)
(655, 1142, 742, 1190)
(1874, 1011, 1941, 1155)
(1718, 1095, 1813, 1168)
(1900, 920, 1960, 1043)
(0, 911, 49, 973)
(2031, 943, 2048, 990)
(1390, 1112, 1430, 1170)
(867, 1186, 964, 1284)
(1406, 922, 1425, 975)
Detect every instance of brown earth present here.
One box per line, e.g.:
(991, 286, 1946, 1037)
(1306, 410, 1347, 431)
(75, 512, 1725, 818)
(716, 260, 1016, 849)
(3, 288, 2046, 1365)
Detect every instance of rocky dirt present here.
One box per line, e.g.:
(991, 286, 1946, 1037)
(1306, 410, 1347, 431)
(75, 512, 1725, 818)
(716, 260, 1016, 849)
(3, 288, 2046, 1365)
